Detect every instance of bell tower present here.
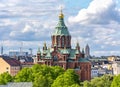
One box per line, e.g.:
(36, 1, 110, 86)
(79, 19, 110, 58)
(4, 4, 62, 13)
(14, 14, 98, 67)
(51, 9, 71, 49)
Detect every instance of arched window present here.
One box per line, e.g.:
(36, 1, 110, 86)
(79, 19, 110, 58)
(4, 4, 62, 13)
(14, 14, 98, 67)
(62, 37, 64, 47)
(52, 36, 55, 46)
(67, 36, 69, 46)
(57, 36, 60, 46)
(53, 56, 58, 61)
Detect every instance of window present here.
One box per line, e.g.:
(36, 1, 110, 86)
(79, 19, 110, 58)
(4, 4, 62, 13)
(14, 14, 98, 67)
(64, 56, 66, 61)
(62, 37, 64, 47)
(53, 56, 58, 61)
(58, 36, 60, 46)
(67, 37, 69, 46)
(6, 67, 9, 70)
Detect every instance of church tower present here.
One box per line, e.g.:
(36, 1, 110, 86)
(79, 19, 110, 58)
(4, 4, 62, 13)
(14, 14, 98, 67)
(85, 44, 90, 58)
(36, 9, 91, 81)
(51, 9, 71, 49)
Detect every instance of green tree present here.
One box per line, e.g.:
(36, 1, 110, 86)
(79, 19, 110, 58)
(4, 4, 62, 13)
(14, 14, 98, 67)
(70, 84, 80, 87)
(83, 80, 91, 87)
(51, 69, 80, 87)
(33, 65, 64, 87)
(33, 74, 47, 87)
(101, 74, 113, 87)
(14, 67, 33, 82)
(32, 64, 42, 73)
(32, 64, 52, 77)
(111, 75, 120, 87)
(84, 74, 113, 87)
(33, 72, 53, 87)
(0, 72, 13, 85)
(51, 66, 65, 79)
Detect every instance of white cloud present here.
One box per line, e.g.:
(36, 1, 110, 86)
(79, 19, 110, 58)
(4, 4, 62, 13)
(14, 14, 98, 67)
(0, 0, 63, 41)
(93, 51, 120, 56)
(22, 25, 33, 33)
(1, 0, 120, 56)
(66, 0, 120, 56)
(68, 0, 120, 25)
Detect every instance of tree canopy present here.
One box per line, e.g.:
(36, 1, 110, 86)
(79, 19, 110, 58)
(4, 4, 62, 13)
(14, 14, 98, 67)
(0, 72, 13, 85)
(14, 64, 65, 87)
(0, 64, 115, 87)
(14, 67, 33, 82)
(111, 74, 120, 87)
(83, 74, 113, 87)
(51, 69, 80, 87)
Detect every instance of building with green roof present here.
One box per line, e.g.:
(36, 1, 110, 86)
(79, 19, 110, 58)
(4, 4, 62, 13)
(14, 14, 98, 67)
(35, 9, 91, 81)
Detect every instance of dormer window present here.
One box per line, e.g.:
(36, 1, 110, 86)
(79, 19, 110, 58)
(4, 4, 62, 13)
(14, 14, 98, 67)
(62, 37, 64, 47)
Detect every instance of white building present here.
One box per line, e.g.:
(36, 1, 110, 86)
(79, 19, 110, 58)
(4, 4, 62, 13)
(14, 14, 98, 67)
(91, 67, 98, 78)
(98, 68, 107, 76)
(112, 61, 120, 75)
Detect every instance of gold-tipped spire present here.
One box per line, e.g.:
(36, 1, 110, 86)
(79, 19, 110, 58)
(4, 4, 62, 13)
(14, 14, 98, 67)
(76, 39, 79, 46)
(37, 46, 41, 54)
(43, 41, 47, 50)
(59, 7, 64, 19)
(44, 42, 46, 47)
(48, 44, 50, 50)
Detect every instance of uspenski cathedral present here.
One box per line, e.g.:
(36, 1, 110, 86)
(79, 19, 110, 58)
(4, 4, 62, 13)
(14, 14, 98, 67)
(35, 10, 91, 81)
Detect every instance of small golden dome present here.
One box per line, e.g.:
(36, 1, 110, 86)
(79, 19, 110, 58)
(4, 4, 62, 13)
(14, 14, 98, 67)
(59, 8, 64, 19)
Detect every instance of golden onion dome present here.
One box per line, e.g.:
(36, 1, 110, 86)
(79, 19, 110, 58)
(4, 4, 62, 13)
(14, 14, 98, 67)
(59, 8, 64, 19)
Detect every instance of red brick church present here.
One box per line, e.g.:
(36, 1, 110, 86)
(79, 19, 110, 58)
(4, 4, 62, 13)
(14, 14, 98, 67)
(36, 10, 91, 81)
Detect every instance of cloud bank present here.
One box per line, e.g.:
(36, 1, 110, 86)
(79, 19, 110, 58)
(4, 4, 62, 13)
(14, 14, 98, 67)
(68, 0, 120, 56)
(0, 0, 120, 56)
(68, 0, 120, 24)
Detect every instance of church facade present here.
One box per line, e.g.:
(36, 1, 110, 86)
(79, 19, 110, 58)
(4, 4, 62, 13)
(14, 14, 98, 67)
(36, 10, 91, 81)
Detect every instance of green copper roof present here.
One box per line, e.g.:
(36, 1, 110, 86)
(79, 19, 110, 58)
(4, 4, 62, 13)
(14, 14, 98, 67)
(58, 48, 70, 54)
(45, 48, 52, 58)
(46, 52, 52, 58)
(58, 49, 77, 58)
(68, 59, 74, 62)
(42, 48, 53, 55)
(52, 18, 70, 36)
(69, 49, 76, 58)
(43, 50, 47, 54)
(62, 48, 69, 54)
(75, 49, 79, 54)
(78, 58, 90, 62)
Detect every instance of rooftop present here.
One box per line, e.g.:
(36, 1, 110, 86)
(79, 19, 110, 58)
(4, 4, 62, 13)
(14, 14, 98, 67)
(0, 56, 21, 66)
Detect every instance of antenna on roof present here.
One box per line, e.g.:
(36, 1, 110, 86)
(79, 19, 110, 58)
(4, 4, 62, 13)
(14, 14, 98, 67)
(20, 41, 23, 56)
(1, 41, 3, 55)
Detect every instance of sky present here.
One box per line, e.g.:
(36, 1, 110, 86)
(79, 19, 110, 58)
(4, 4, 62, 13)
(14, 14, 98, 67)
(0, 0, 120, 56)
